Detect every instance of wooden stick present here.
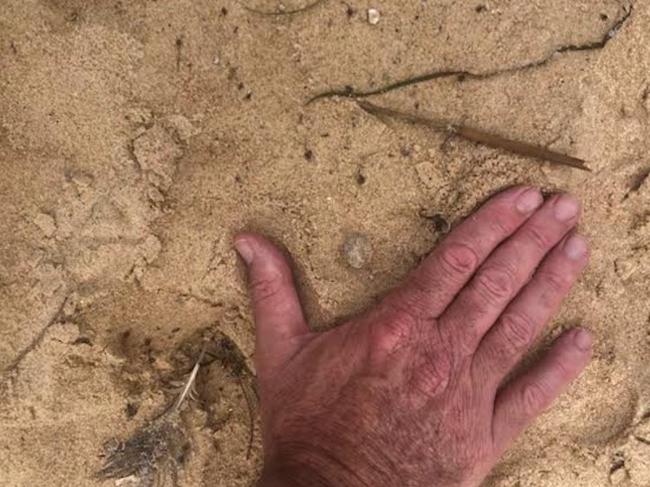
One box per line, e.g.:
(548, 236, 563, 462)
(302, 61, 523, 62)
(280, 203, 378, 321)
(357, 101, 590, 171)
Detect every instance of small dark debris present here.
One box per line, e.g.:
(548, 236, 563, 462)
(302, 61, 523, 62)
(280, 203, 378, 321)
(609, 451, 625, 474)
(10, 41, 17, 54)
(66, 10, 80, 22)
(72, 336, 92, 346)
(233, 26, 239, 34)
(177, 442, 191, 464)
(475, 5, 487, 13)
(414, 102, 420, 110)
(221, 6, 228, 15)
(304, 149, 313, 161)
(171, 327, 181, 334)
(356, 170, 367, 186)
(119, 330, 131, 348)
(203, 333, 252, 378)
(600, 13, 609, 21)
(175, 36, 183, 71)
(627, 167, 650, 195)
(419, 210, 451, 234)
(457, 73, 467, 82)
(125, 402, 139, 418)
(244, 92, 252, 100)
(237, 82, 244, 90)
(346, 5, 355, 17)
(414, 15, 420, 21)
(234, 175, 242, 184)
(344, 85, 354, 95)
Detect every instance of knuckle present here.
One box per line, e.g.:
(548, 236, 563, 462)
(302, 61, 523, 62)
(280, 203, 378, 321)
(497, 312, 535, 355)
(490, 213, 518, 236)
(474, 266, 515, 304)
(550, 357, 572, 381)
(438, 242, 480, 277)
(523, 225, 552, 251)
(521, 381, 549, 416)
(537, 270, 571, 298)
(374, 309, 418, 354)
(249, 271, 285, 303)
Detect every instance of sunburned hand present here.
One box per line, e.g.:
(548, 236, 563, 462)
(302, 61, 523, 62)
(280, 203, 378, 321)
(234, 187, 593, 487)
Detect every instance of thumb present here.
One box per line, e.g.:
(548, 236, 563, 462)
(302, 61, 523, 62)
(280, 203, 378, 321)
(234, 232, 309, 373)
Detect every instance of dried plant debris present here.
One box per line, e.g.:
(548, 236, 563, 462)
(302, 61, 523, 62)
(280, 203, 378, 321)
(171, 331, 258, 457)
(418, 210, 451, 234)
(357, 101, 590, 171)
(200, 332, 258, 458)
(97, 348, 206, 486)
(201, 331, 254, 381)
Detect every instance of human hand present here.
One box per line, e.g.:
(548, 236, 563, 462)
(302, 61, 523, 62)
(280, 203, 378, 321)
(235, 187, 592, 487)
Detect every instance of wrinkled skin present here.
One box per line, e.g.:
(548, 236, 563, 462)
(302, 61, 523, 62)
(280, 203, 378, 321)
(234, 187, 593, 487)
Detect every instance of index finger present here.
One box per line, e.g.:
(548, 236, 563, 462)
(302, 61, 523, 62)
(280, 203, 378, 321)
(382, 186, 544, 320)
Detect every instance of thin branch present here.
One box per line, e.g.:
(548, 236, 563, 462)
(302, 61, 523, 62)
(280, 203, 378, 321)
(307, 3, 633, 103)
(2, 296, 68, 377)
(358, 101, 589, 171)
(173, 346, 206, 411)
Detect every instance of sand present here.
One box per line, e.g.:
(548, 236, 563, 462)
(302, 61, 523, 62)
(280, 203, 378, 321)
(0, 0, 649, 485)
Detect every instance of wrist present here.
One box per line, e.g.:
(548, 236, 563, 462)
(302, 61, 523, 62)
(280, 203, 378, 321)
(257, 463, 333, 487)
(257, 443, 393, 487)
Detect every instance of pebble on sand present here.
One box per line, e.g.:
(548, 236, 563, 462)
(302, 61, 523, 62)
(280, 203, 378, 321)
(342, 233, 373, 269)
(367, 8, 380, 25)
(609, 466, 627, 485)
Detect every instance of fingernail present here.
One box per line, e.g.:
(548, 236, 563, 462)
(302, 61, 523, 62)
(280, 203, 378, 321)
(234, 239, 254, 264)
(563, 235, 588, 260)
(573, 329, 593, 351)
(553, 194, 580, 221)
(516, 188, 543, 214)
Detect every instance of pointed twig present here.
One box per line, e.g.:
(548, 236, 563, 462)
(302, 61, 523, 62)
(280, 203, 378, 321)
(357, 101, 590, 171)
(173, 346, 206, 411)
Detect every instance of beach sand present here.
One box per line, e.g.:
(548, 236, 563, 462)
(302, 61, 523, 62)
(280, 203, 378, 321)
(1, 0, 649, 485)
